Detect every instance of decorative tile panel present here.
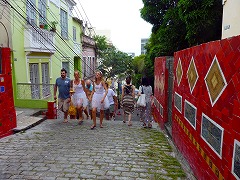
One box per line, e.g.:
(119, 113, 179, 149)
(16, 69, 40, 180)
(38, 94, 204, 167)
(176, 58, 183, 86)
(201, 113, 224, 158)
(174, 92, 182, 113)
(204, 56, 227, 106)
(187, 57, 199, 93)
(232, 139, 240, 179)
(184, 100, 197, 129)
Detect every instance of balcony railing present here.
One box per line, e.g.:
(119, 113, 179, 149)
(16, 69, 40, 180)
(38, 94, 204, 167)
(17, 83, 55, 101)
(24, 25, 56, 53)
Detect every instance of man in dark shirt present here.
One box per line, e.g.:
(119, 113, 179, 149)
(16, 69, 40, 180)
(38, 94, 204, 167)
(54, 68, 71, 123)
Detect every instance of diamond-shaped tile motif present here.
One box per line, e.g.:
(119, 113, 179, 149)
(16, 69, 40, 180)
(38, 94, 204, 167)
(176, 58, 183, 86)
(187, 57, 199, 93)
(205, 56, 227, 106)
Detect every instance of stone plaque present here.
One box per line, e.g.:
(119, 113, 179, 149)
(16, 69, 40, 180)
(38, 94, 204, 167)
(184, 100, 197, 129)
(174, 92, 182, 113)
(232, 140, 240, 179)
(201, 114, 223, 157)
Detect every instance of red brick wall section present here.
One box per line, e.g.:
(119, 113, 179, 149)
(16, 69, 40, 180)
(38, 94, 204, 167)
(0, 48, 16, 138)
(153, 57, 169, 129)
(172, 35, 240, 180)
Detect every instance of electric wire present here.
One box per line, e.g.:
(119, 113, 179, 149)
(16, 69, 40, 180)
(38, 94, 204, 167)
(9, 0, 96, 77)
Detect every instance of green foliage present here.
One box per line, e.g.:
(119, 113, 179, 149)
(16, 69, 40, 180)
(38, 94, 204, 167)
(178, 0, 222, 46)
(94, 35, 133, 79)
(93, 35, 109, 58)
(140, 0, 222, 83)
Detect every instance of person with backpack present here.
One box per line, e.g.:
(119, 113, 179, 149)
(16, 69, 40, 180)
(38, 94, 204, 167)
(121, 76, 135, 126)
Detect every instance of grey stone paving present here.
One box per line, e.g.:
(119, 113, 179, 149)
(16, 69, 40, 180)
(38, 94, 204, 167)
(0, 113, 195, 180)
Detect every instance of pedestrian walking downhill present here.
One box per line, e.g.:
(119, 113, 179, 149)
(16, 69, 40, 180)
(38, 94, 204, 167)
(89, 71, 109, 129)
(54, 68, 71, 123)
(71, 70, 88, 125)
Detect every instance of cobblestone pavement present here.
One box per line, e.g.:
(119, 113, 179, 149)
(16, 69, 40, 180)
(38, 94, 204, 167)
(0, 110, 195, 180)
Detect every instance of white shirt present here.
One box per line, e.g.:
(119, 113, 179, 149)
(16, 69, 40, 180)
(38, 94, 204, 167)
(107, 88, 116, 105)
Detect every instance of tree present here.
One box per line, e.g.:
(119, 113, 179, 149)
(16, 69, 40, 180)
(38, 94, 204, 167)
(93, 35, 109, 59)
(178, 0, 223, 46)
(132, 54, 146, 88)
(94, 35, 133, 79)
(140, 0, 223, 79)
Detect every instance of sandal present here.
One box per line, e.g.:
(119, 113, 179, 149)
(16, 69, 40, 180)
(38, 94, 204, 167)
(90, 125, 96, 130)
(100, 124, 103, 128)
(143, 123, 147, 128)
(63, 119, 68, 123)
(128, 121, 132, 126)
(78, 120, 83, 125)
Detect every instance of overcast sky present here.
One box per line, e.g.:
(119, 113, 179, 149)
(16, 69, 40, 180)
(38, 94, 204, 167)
(77, 0, 152, 56)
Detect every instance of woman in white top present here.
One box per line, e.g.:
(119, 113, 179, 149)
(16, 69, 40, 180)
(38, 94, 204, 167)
(71, 71, 88, 124)
(89, 71, 109, 129)
(138, 77, 153, 128)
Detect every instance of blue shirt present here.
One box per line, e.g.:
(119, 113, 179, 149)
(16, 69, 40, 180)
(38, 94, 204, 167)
(55, 77, 71, 99)
(85, 84, 93, 91)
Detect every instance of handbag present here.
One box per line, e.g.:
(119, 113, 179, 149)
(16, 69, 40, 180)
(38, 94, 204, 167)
(68, 101, 76, 116)
(137, 94, 146, 107)
(137, 86, 146, 107)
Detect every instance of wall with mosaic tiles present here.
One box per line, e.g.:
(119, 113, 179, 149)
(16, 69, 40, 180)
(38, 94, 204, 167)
(152, 57, 168, 129)
(171, 35, 240, 180)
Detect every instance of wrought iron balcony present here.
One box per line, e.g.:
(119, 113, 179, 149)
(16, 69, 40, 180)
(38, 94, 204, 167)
(17, 83, 55, 100)
(24, 25, 56, 53)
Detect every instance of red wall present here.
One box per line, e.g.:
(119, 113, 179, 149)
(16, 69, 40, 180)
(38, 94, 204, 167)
(153, 57, 169, 129)
(0, 48, 16, 138)
(172, 36, 240, 179)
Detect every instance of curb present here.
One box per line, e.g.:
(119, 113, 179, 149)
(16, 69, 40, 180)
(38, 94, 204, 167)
(13, 116, 47, 134)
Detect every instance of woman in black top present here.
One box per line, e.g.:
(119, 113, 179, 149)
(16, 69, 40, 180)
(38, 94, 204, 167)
(121, 76, 135, 126)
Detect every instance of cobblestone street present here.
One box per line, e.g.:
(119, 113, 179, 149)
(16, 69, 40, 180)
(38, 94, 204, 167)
(0, 111, 193, 180)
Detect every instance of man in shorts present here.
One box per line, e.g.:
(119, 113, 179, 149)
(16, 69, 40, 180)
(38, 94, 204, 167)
(54, 68, 71, 123)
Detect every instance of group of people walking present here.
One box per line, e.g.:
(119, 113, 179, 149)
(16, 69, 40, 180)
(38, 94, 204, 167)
(54, 68, 153, 129)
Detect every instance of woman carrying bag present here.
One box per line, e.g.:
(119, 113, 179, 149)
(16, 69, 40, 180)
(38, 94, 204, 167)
(138, 77, 153, 128)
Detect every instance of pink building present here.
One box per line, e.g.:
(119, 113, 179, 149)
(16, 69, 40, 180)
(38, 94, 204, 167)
(82, 34, 97, 79)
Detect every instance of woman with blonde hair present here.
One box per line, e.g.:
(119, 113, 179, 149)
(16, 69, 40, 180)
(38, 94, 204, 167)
(71, 70, 88, 125)
(89, 71, 109, 129)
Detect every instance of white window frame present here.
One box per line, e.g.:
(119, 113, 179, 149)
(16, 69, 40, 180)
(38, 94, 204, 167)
(26, 0, 36, 25)
(60, 9, 68, 39)
(73, 26, 76, 41)
(41, 63, 50, 98)
(29, 63, 40, 99)
(38, 0, 47, 25)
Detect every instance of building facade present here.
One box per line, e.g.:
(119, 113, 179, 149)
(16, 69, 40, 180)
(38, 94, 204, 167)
(141, 38, 148, 55)
(3, 0, 84, 108)
(221, 0, 240, 39)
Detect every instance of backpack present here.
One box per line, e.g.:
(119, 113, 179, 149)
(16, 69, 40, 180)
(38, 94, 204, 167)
(125, 85, 132, 94)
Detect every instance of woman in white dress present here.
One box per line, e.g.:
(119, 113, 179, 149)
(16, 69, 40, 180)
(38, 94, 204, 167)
(71, 71, 88, 125)
(89, 71, 109, 129)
